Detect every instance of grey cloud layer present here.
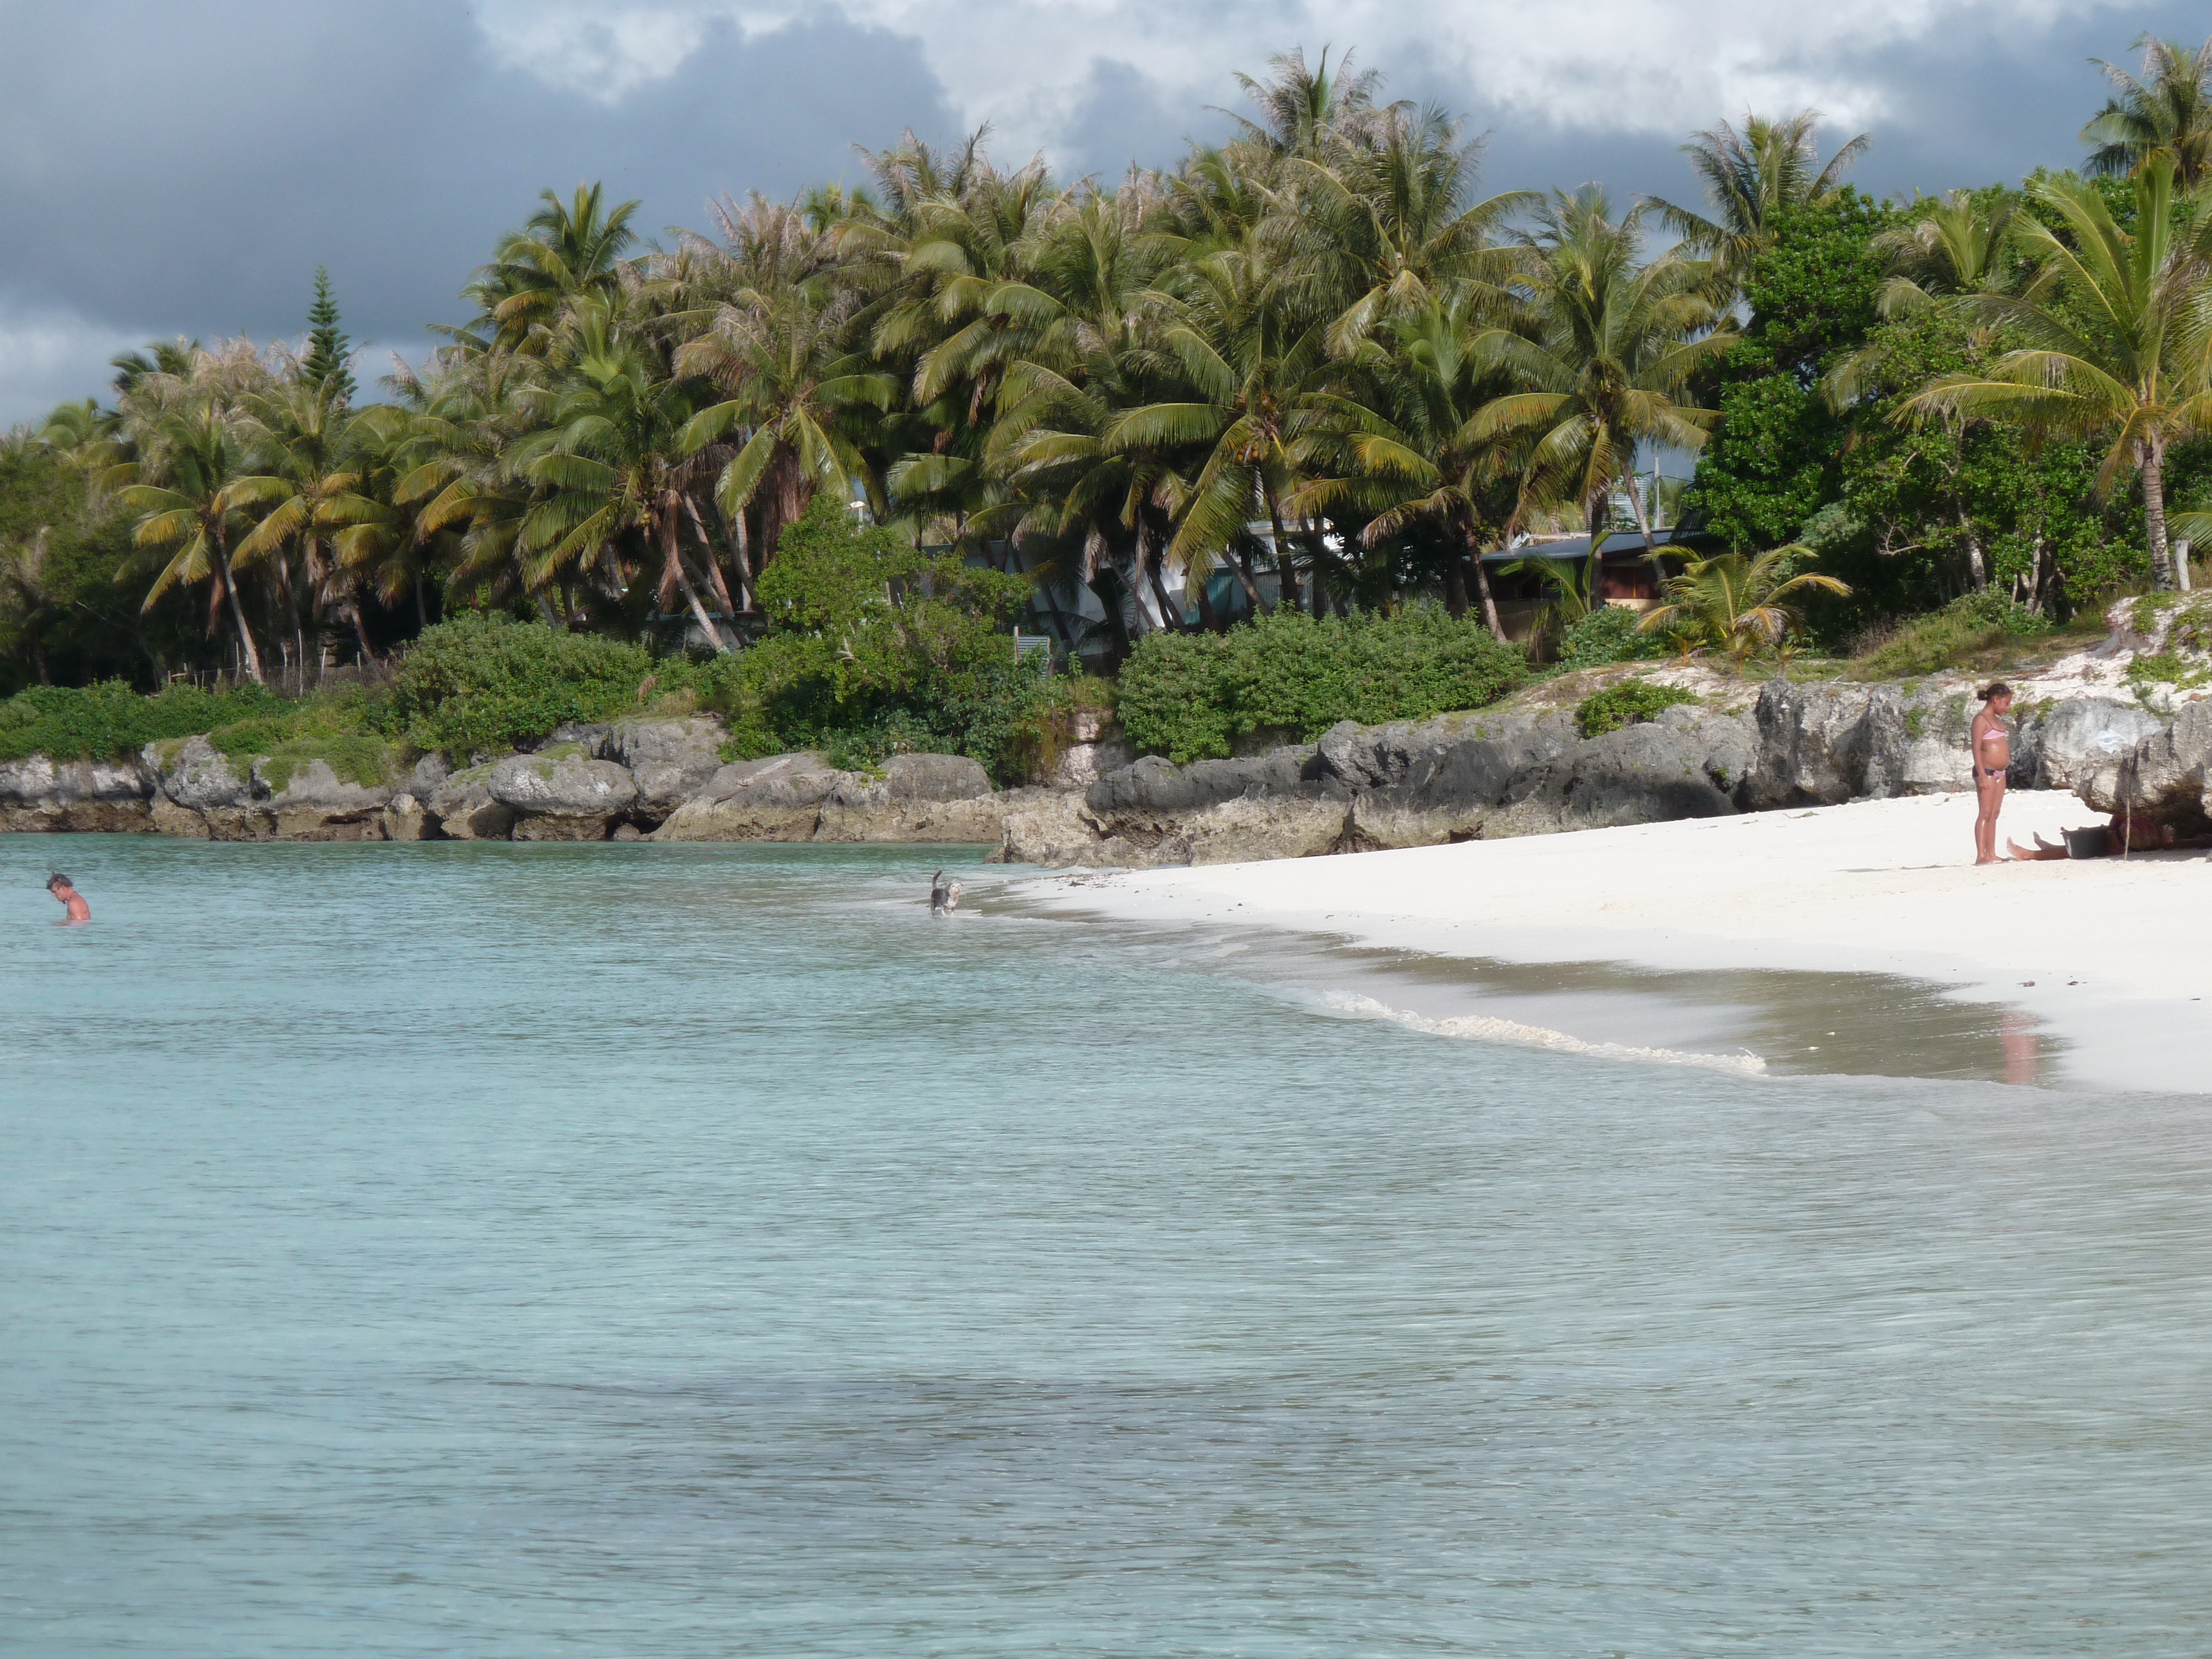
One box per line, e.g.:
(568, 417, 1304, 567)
(1, 0, 2204, 421)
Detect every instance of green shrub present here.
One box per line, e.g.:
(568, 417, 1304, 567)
(690, 495, 1054, 782)
(1554, 606, 1669, 672)
(1576, 679, 1699, 738)
(0, 680, 289, 763)
(1117, 607, 1527, 763)
(385, 612, 655, 755)
(1851, 589, 2054, 679)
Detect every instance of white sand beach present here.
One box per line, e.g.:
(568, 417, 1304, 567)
(1017, 789, 2212, 1093)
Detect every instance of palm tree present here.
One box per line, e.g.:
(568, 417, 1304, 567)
(1638, 546, 1850, 664)
(1648, 112, 1869, 287)
(674, 204, 899, 587)
(229, 373, 385, 663)
(1902, 159, 2212, 591)
(1220, 46, 1392, 160)
(519, 298, 732, 646)
(1108, 233, 1328, 609)
(1470, 189, 1735, 553)
(1281, 101, 1530, 353)
(465, 183, 642, 354)
(1287, 290, 1520, 634)
(112, 398, 280, 681)
(2083, 34, 2212, 188)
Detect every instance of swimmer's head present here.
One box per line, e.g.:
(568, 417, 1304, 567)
(45, 873, 70, 893)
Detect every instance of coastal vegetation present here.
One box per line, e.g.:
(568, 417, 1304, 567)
(7, 32, 2212, 769)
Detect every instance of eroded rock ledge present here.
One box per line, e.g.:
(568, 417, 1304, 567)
(1, 675, 2198, 863)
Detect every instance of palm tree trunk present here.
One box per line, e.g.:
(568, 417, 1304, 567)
(212, 525, 264, 683)
(661, 503, 731, 654)
(1466, 535, 1505, 642)
(1444, 557, 1470, 620)
(2140, 434, 2177, 591)
(681, 495, 739, 616)
(1623, 470, 1660, 554)
(1227, 544, 1265, 613)
(1261, 483, 1300, 612)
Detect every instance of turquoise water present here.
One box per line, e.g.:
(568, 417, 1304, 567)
(4, 835, 2210, 1656)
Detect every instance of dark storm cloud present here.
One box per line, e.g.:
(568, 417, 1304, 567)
(0, 0, 959, 415)
(6, 0, 2212, 421)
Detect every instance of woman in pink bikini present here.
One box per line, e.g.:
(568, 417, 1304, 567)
(1969, 682, 2012, 865)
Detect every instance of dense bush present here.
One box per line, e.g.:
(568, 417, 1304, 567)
(384, 612, 655, 755)
(705, 496, 1057, 780)
(1553, 606, 1670, 672)
(1117, 607, 1527, 763)
(1575, 679, 1700, 738)
(0, 680, 290, 762)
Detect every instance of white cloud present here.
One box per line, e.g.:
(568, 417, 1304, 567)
(471, 0, 2134, 161)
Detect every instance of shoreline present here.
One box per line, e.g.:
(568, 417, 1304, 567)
(1005, 789, 2212, 1095)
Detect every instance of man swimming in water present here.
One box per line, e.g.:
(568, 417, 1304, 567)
(45, 873, 90, 922)
(1970, 682, 2013, 865)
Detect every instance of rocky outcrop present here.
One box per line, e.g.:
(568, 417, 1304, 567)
(814, 753, 1005, 843)
(0, 754, 154, 832)
(145, 737, 272, 840)
(425, 763, 515, 841)
(2021, 697, 2166, 791)
(1046, 710, 1134, 790)
(653, 752, 843, 841)
(2078, 699, 2212, 830)
(489, 748, 637, 841)
(382, 794, 434, 842)
(599, 718, 727, 820)
(1740, 681, 1907, 808)
(253, 758, 394, 841)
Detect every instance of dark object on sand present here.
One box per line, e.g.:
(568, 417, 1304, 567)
(2063, 827, 2111, 859)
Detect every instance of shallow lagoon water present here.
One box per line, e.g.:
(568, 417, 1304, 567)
(3, 834, 2210, 1656)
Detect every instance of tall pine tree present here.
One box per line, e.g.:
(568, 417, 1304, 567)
(301, 265, 355, 404)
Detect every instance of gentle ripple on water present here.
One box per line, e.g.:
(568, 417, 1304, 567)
(2, 834, 2209, 1656)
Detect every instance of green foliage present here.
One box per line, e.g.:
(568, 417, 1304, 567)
(1554, 606, 1669, 672)
(1575, 679, 1699, 738)
(688, 496, 1052, 781)
(385, 612, 654, 755)
(1849, 589, 2057, 677)
(1116, 607, 1527, 763)
(301, 267, 355, 404)
(0, 680, 289, 762)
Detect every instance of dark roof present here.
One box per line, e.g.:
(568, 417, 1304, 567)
(1480, 526, 1714, 563)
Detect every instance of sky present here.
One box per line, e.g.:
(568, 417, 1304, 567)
(1, 0, 2206, 424)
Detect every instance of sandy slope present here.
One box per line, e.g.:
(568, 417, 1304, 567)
(1013, 789, 2212, 1093)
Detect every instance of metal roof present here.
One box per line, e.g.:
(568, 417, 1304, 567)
(1480, 526, 1712, 562)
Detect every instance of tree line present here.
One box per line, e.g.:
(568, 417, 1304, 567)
(9, 35, 2212, 690)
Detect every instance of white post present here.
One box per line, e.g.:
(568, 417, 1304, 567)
(2177, 539, 2193, 593)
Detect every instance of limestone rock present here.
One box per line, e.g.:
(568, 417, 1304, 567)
(426, 764, 516, 841)
(1484, 721, 1740, 838)
(1741, 680, 1910, 809)
(0, 754, 152, 807)
(382, 793, 434, 842)
(512, 813, 614, 842)
(0, 754, 155, 831)
(406, 753, 452, 795)
(488, 749, 638, 818)
(813, 753, 999, 841)
(2079, 698, 2212, 828)
(604, 718, 726, 817)
(2026, 697, 2165, 791)
(1047, 711, 1134, 790)
(150, 735, 254, 811)
(247, 757, 396, 839)
(651, 752, 841, 841)
(150, 795, 212, 838)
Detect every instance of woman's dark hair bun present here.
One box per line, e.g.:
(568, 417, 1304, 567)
(1978, 681, 2013, 701)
